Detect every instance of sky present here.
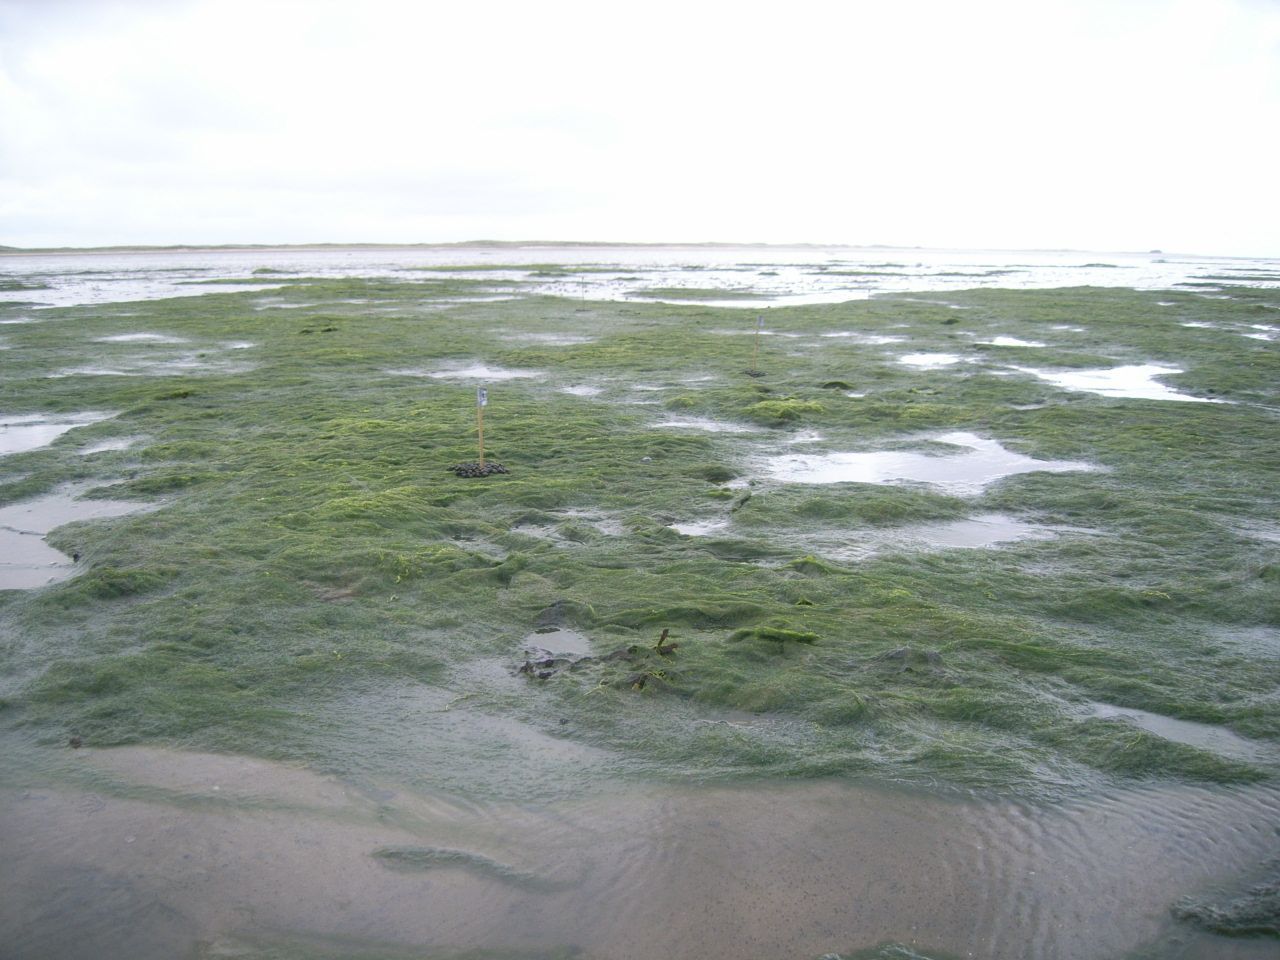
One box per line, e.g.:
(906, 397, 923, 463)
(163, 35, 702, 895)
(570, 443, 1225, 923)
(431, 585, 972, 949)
(1, 0, 1278, 255)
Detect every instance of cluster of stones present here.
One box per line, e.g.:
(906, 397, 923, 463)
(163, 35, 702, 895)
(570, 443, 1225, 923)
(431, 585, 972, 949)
(449, 461, 509, 478)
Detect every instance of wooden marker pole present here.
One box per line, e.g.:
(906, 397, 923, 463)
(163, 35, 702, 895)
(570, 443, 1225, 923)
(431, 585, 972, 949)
(476, 387, 488, 468)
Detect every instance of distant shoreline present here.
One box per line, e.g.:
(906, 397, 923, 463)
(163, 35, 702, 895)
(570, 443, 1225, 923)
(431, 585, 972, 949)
(0, 240, 1178, 257)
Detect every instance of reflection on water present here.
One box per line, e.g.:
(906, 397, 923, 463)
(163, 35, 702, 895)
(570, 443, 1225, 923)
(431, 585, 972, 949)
(0, 411, 116, 456)
(762, 432, 1097, 494)
(1009, 363, 1222, 403)
(0, 486, 154, 590)
(3, 745, 1278, 960)
(390, 363, 542, 381)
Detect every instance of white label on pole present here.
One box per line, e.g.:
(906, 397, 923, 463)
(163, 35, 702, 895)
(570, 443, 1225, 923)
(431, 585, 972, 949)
(756, 316, 765, 330)
(477, 388, 488, 408)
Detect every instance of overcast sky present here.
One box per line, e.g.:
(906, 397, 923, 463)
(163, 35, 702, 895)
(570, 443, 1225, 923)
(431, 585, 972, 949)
(1, 0, 1277, 255)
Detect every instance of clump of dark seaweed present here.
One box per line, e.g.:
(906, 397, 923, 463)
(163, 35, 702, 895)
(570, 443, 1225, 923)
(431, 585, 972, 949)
(1173, 860, 1280, 938)
(449, 461, 509, 478)
(519, 628, 680, 690)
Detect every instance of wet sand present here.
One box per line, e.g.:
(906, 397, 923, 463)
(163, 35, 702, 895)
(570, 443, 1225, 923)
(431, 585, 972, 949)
(3, 746, 1278, 959)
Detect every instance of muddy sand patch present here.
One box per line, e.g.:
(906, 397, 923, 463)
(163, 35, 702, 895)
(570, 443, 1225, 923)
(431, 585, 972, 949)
(4, 746, 1279, 960)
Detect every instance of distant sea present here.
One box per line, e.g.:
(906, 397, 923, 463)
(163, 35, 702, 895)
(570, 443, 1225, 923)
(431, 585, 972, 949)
(2, 243, 1278, 310)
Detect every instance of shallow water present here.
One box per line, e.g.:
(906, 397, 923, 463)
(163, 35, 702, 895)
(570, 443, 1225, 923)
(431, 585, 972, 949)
(762, 432, 1096, 494)
(560, 384, 602, 397)
(983, 335, 1046, 347)
(523, 627, 594, 657)
(0, 412, 116, 456)
(670, 517, 732, 537)
(1010, 363, 1221, 403)
(392, 363, 542, 381)
(0, 488, 154, 590)
(47, 349, 255, 379)
(3, 744, 1278, 960)
(655, 416, 761, 433)
(79, 437, 141, 454)
(92, 332, 187, 343)
(1082, 703, 1273, 763)
(5, 244, 1279, 311)
(898, 352, 964, 367)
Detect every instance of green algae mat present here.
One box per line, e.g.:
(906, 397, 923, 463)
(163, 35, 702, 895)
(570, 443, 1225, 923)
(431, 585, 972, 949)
(1, 273, 1278, 800)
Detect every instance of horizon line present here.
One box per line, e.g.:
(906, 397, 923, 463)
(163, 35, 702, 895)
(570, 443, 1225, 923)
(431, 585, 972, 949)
(2, 239, 1258, 259)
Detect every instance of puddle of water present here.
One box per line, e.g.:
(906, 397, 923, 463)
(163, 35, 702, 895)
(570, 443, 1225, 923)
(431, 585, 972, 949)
(80, 437, 141, 455)
(782, 514, 1075, 564)
(0, 488, 153, 589)
(1010, 363, 1222, 402)
(709, 329, 806, 338)
(1082, 703, 1271, 763)
(3, 746, 1278, 960)
(392, 364, 542, 381)
(655, 417, 760, 433)
(1181, 321, 1217, 329)
(560, 385, 602, 397)
(982, 336, 1046, 347)
(899, 352, 964, 368)
(559, 509, 624, 536)
(819, 332, 908, 344)
(523, 628, 593, 657)
(788, 430, 824, 444)
(503, 333, 595, 346)
(93, 333, 187, 344)
(222, 341, 256, 350)
(0, 412, 116, 456)
(762, 432, 1096, 494)
(902, 513, 1054, 548)
(48, 367, 131, 377)
(48, 350, 255, 378)
(670, 517, 731, 537)
(1211, 625, 1280, 658)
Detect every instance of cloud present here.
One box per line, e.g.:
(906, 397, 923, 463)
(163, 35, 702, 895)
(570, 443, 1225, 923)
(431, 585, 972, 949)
(1, 0, 1277, 252)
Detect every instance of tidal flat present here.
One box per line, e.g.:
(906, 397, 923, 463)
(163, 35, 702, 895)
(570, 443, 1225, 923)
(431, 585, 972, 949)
(1, 246, 1279, 959)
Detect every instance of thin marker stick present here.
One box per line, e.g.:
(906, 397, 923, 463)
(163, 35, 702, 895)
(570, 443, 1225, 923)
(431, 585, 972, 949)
(476, 387, 487, 468)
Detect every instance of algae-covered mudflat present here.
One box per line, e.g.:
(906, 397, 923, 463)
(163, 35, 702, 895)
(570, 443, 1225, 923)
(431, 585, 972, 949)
(1, 245, 1279, 959)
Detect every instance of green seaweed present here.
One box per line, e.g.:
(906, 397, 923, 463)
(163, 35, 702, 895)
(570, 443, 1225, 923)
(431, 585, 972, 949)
(0, 275, 1276, 799)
